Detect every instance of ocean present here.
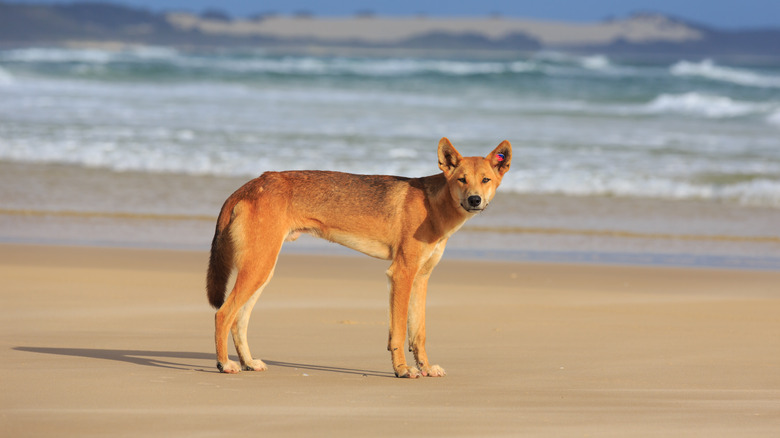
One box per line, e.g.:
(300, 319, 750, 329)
(1, 47, 779, 268)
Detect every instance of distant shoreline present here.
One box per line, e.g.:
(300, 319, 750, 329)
(1, 2, 779, 58)
(164, 13, 700, 47)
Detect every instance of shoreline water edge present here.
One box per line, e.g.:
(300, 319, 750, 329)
(1, 161, 779, 270)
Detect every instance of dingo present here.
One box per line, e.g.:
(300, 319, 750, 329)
(207, 137, 511, 378)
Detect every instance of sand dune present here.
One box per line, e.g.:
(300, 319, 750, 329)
(166, 13, 703, 47)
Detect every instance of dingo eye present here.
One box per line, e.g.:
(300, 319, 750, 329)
(458, 177, 467, 184)
(482, 177, 491, 183)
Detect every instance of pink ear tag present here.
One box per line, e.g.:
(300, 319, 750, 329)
(496, 153, 505, 162)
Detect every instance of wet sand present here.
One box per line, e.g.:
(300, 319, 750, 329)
(2, 161, 780, 267)
(2, 243, 779, 436)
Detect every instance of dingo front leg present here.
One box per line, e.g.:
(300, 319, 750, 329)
(386, 259, 421, 379)
(408, 245, 446, 377)
(408, 276, 446, 377)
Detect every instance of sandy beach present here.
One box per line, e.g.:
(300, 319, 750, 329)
(2, 243, 779, 436)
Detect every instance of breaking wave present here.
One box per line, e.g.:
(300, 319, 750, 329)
(644, 92, 774, 118)
(670, 59, 780, 88)
(767, 109, 780, 126)
(0, 66, 13, 85)
(0, 47, 638, 79)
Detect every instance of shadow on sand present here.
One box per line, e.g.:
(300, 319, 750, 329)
(13, 346, 394, 377)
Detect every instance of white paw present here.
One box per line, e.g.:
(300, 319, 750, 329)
(395, 365, 421, 379)
(217, 360, 241, 374)
(421, 364, 446, 377)
(242, 359, 268, 372)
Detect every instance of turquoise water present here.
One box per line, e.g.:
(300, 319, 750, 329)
(1, 47, 779, 268)
(1, 47, 779, 206)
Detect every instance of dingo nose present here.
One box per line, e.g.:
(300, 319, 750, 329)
(467, 196, 482, 208)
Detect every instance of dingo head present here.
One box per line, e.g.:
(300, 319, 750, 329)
(437, 137, 512, 214)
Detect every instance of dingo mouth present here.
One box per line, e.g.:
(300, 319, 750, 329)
(461, 204, 486, 213)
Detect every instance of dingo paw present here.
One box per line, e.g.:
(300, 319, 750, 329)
(394, 365, 421, 379)
(421, 364, 446, 377)
(242, 359, 268, 372)
(217, 360, 241, 374)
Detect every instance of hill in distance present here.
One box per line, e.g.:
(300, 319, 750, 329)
(1, 1, 778, 59)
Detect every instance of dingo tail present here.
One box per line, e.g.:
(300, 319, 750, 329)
(206, 197, 239, 309)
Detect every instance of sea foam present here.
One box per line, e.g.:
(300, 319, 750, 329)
(645, 92, 770, 118)
(580, 54, 611, 70)
(767, 109, 780, 126)
(670, 59, 780, 88)
(0, 66, 13, 85)
(0, 47, 114, 63)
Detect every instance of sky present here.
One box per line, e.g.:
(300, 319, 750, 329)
(8, 0, 780, 29)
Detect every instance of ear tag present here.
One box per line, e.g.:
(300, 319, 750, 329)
(496, 153, 505, 162)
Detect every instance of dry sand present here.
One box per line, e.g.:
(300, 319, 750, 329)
(2, 243, 779, 436)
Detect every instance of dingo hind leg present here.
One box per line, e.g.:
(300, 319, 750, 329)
(231, 273, 273, 371)
(214, 201, 285, 374)
(215, 240, 282, 373)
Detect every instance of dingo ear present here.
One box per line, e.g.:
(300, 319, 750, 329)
(487, 140, 511, 177)
(437, 137, 462, 175)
